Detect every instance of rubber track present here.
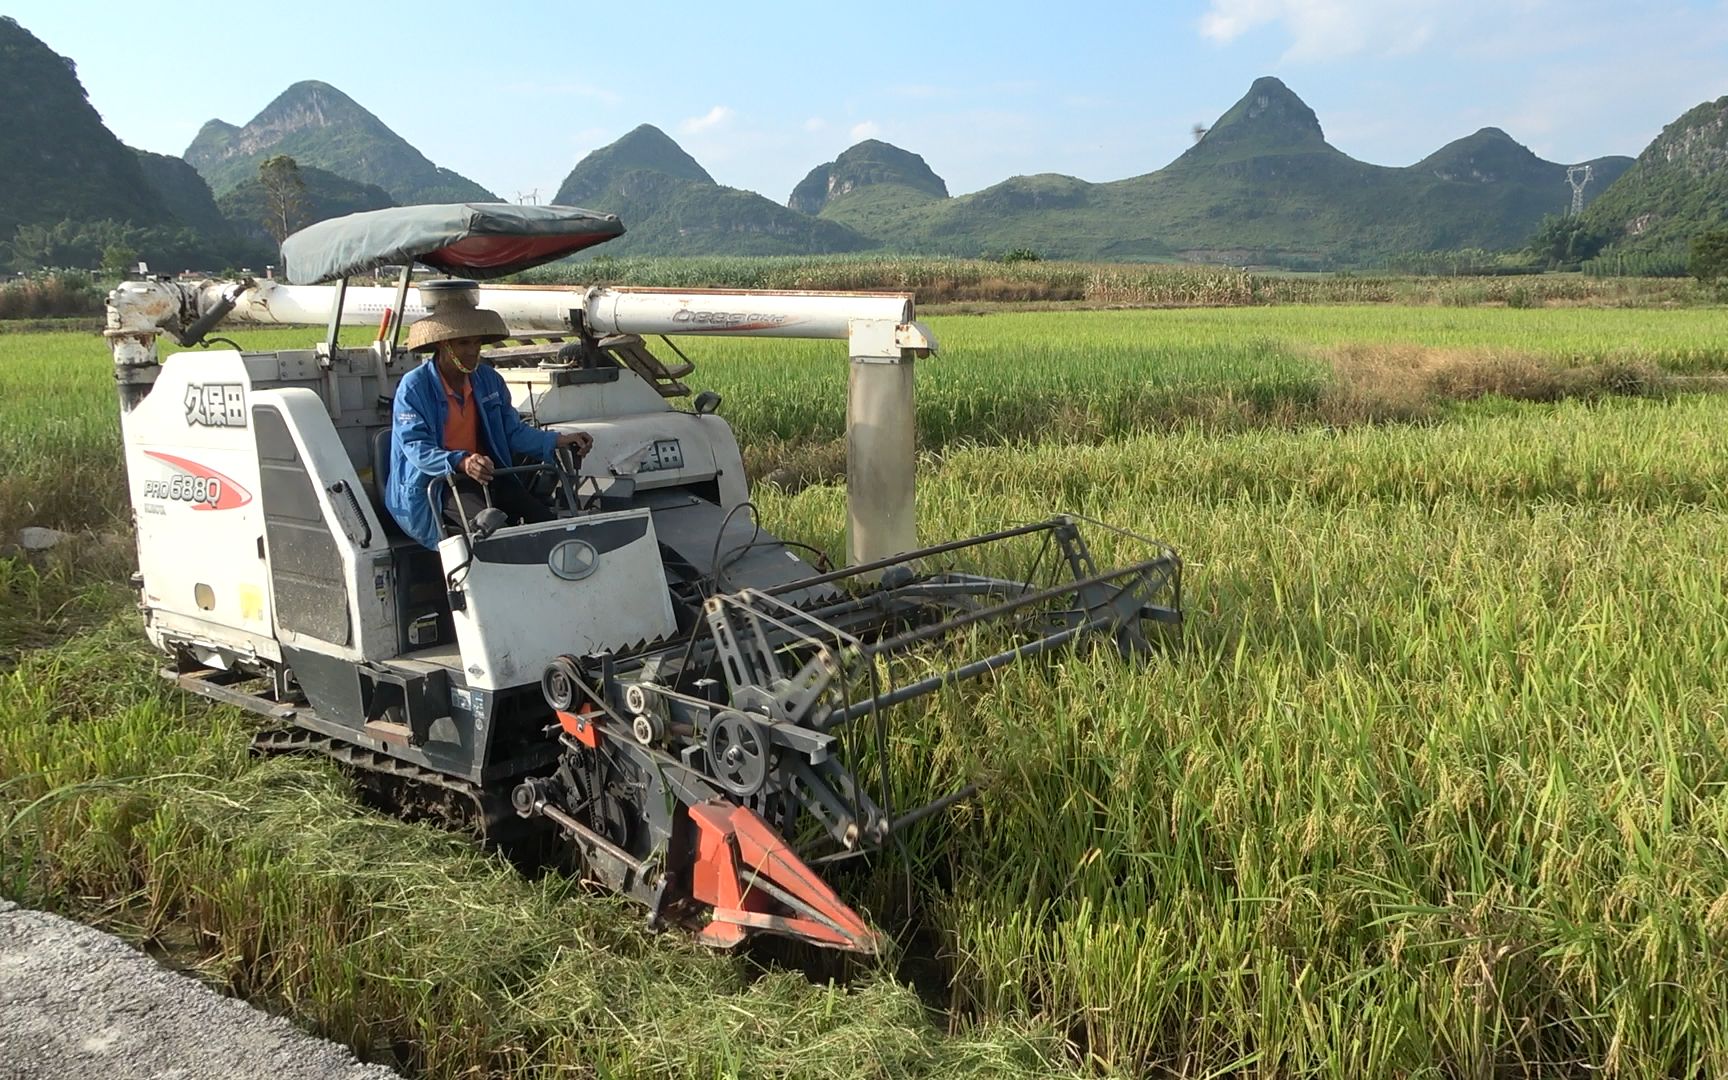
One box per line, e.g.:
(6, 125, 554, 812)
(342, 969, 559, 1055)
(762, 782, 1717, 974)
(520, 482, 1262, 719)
(250, 727, 514, 835)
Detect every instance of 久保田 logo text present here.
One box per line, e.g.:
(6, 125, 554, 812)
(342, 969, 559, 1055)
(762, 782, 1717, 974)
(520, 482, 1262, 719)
(185, 382, 246, 427)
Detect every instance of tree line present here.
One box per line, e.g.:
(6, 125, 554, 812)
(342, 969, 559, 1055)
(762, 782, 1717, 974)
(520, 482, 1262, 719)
(3, 155, 308, 276)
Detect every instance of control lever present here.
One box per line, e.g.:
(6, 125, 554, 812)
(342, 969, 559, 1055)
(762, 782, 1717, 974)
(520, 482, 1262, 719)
(553, 443, 587, 514)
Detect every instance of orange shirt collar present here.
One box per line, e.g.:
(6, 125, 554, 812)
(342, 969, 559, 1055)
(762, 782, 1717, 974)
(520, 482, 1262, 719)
(436, 363, 470, 404)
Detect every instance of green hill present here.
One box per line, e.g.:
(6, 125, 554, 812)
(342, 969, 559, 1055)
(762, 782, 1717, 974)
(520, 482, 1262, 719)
(133, 149, 231, 237)
(788, 140, 948, 214)
(184, 81, 495, 204)
(216, 164, 396, 247)
(816, 77, 1632, 266)
(1581, 93, 1728, 252)
(0, 16, 171, 238)
(556, 124, 715, 203)
(1185, 75, 1332, 162)
(1406, 129, 1631, 246)
(2, 17, 1665, 271)
(552, 125, 874, 256)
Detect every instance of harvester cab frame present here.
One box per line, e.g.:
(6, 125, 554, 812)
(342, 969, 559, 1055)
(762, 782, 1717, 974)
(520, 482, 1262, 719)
(105, 202, 1182, 952)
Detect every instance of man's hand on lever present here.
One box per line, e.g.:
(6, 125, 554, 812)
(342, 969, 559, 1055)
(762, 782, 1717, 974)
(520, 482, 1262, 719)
(555, 431, 594, 455)
(460, 453, 495, 484)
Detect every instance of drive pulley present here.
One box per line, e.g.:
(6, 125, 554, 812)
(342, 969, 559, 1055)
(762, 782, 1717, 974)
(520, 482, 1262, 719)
(541, 654, 584, 712)
(705, 710, 769, 796)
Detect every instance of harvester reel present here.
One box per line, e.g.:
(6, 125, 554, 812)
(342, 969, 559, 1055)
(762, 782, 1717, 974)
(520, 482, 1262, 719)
(706, 710, 770, 796)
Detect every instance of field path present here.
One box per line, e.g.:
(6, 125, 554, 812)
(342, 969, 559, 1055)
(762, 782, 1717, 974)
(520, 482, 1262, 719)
(0, 899, 398, 1079)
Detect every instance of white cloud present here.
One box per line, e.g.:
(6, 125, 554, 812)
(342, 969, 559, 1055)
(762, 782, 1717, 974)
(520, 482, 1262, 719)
(850, 120, 881, 141)
(679, 105, 734, 134)
(1194, 0, 1724, 65)
(804, 117, 827, 132)
(1199, 0, 1457, 61)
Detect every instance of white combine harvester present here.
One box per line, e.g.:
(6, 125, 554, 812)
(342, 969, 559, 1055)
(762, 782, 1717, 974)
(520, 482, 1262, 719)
(106, 204, 1181, 951)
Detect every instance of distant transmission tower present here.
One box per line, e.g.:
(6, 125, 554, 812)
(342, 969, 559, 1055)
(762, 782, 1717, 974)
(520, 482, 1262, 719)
(1566, 164, 1594, 216)
(515, 188, 540, 205)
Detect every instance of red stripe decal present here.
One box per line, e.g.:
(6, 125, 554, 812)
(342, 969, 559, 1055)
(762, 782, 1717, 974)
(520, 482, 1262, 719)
(143, 451, 254, 510)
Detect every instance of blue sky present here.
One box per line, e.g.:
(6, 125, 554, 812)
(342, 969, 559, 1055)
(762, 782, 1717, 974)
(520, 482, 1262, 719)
(9, 0, 1728, 204)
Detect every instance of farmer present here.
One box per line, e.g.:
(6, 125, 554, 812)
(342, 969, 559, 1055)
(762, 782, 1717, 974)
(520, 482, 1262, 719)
(384, 299, 592, 549)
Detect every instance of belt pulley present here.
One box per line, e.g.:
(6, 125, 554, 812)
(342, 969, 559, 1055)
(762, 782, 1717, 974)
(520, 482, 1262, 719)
(705, 709, 769, 796)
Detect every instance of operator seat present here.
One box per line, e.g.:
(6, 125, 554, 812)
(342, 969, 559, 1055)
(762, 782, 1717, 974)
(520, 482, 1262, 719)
(368, 425, 469, 543)
(368, 425, 458, 651)
(368, 427, 410, 542)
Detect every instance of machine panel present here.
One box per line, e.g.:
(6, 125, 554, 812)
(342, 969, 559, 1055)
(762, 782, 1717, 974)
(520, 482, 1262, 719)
(123, 349, 276, 659)
(438, 508, 676, 691)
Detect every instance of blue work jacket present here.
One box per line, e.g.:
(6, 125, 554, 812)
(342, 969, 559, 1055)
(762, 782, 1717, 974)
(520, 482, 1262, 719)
(384, 359, 557, 549)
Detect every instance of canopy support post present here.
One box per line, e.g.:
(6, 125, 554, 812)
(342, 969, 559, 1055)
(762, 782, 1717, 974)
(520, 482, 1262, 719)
(387, 265, 413, 354)
(846, 319, 917, 567)
(323, 277, 349, 351)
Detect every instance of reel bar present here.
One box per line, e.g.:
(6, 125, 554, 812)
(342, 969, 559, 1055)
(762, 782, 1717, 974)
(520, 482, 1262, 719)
(758, 517, 1069, 598)
(829, 606, 1132, 728)
(857, 552, 1181, 662)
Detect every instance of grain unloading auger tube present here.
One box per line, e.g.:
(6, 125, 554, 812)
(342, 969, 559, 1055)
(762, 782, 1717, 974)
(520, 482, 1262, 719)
(103, 203, 1185, 954)
(513, 516, 1181, 951)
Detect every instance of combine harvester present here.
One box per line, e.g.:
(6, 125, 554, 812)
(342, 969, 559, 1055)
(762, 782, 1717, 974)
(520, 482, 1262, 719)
(105, 204, 1180, 952)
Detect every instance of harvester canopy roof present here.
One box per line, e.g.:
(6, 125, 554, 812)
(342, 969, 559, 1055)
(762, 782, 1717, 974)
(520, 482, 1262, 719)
(279, 203, 626, 285)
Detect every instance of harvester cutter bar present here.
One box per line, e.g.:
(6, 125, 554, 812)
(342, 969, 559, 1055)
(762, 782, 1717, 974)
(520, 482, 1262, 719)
(628, 518, 1179, 682)
(695, 546, 1181, 733)
(668, 517, 1176, 850)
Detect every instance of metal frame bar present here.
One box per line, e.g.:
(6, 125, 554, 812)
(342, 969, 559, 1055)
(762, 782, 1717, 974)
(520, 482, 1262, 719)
(861, 553, 1178, 659)
(760, 518, 1063, 598)
(323, 277, 349, 351)
(161, 666, 298, 721)
(387, 265, 414, 353)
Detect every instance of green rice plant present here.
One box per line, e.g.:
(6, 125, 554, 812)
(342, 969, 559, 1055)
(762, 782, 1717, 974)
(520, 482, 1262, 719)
(6, 306, 1728, 1076)
(753, 391, 1728, 1076)
(0, 608, 1073, 1078)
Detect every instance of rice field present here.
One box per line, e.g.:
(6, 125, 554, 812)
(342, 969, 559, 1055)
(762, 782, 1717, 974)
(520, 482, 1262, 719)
(4, 304, 1728, 1076)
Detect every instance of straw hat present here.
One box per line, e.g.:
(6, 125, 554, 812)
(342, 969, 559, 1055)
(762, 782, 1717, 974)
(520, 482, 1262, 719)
(405, 303, 509, 352)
